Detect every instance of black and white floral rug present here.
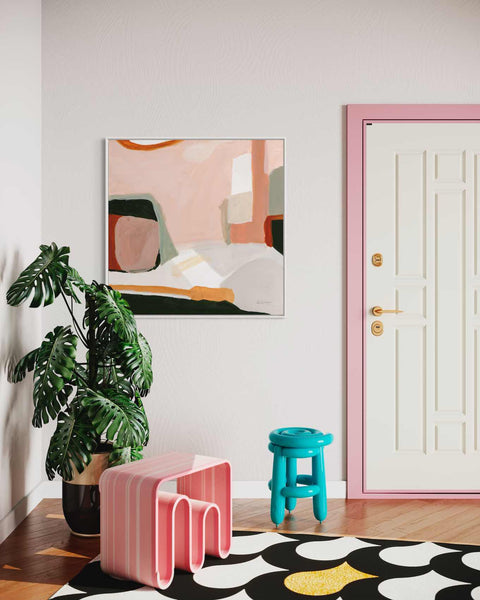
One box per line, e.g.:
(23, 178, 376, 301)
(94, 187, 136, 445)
(50, 530, 480, 599)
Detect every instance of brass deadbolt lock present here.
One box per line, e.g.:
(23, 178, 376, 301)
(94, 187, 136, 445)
(371, 321, 384, 336)
(372, 253, 383, 267)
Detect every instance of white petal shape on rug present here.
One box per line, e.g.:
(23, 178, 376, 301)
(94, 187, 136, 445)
(218, 590, 253, 600)
(296, 537, 379, 561)
(70, 589, 172, 599)
(471, 586, 480, 599)
(462, 551, 480, 571)
(51, 584, 87, 597)
(378, 570, 466, 600)
(193, 555, 286, 589)
(379, 542, 460, 567)
(230, 532, 297, 555)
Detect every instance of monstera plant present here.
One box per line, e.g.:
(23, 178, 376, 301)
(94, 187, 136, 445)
(6, 243, 152, 490)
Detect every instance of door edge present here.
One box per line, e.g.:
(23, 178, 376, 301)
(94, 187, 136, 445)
(346, 104, 480, 499)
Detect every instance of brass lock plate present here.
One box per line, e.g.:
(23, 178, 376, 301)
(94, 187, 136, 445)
(372, 253, 383, 267)
(371, 321, 383, 336)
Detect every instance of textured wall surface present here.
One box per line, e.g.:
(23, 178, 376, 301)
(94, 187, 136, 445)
(0, 0, 42, 524)
(42, 0, 480, 482)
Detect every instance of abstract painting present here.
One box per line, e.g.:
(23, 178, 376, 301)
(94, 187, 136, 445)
(106, 139, 284, 316)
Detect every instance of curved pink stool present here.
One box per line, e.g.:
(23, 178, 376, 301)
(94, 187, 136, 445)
(99, 452, 232, 589)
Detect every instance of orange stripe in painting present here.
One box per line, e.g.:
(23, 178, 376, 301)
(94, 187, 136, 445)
(111, 284, 235, 304)
(116, 140, 183, 151)
(264, 215, 283, 247)
(230, 140, 270, 243)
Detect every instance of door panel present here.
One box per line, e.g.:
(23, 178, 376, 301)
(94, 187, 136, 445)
(366, 123, 480, 491)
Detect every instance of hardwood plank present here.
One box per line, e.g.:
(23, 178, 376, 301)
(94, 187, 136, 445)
(1, 497, 480, 600)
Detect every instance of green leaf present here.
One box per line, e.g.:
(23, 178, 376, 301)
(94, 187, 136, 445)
(134, 392, 149, 445)
(73, 363, 89, 387)
(93, 286, 137, 343)
(108, 445, 143, 467)
(96, 364, 134, 398)
(6, 243, 70, 308)
(82, 360, 135, 398)
(63, 266, 90, 303)
(82, 388, 148, 447)
(45, 408, 97, 480)
(119, 333, 153, 394)
(32, 326, 78, 427)
(9, 347, 40, 383)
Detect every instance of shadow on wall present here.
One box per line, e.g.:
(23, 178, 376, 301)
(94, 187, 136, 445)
(0, 247, 36, 520)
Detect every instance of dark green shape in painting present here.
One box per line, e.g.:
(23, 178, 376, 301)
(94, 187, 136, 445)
(109, 198, 157, 221)
(122, 293, 268, 316)
(271, 219, 283, 255)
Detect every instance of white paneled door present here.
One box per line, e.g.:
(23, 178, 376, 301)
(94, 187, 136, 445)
(366, 122, 480, 491)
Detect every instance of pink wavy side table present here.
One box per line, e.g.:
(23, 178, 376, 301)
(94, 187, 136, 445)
(99, 452, 232, 589)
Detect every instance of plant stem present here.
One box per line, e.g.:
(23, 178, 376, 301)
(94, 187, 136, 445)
(73, 367, 89, 387)
(86, 292, 98, 388)
(59, 289, 88, 347)
(70, 296, 89, 346)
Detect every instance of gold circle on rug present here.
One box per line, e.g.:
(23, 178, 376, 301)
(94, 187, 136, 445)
(284, 561, 377, 596)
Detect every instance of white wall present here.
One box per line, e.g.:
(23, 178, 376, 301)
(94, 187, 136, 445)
(42, 0, 480, 485)
(0, 0, 43, 540)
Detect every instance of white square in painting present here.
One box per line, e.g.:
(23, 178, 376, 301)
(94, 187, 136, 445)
(227, 192, 254, 224)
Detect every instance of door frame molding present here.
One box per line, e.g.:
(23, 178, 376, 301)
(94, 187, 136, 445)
(346, 104, 480, 499)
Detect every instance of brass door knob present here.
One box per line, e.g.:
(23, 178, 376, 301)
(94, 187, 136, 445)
(372, 306, 403, 317)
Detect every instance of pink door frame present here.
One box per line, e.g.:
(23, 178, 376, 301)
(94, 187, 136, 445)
(346, 104, 480, 499)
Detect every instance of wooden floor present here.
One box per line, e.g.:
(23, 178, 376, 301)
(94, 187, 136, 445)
(2, 497, 480, 599)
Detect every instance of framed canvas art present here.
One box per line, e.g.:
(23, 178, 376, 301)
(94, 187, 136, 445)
(106, 139, 285, 316)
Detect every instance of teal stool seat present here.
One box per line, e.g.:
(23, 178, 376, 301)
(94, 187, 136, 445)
(268, 427, 333, 526)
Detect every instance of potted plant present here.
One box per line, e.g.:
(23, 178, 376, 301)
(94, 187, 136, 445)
(6, 243, 152, 536)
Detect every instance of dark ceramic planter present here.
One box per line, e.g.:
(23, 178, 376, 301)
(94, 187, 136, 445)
(62, 450, 110, 537)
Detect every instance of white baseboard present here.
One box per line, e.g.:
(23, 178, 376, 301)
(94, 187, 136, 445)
(232, 480, 346, 499)
(0, 479, 346, 543)
(39, 480, 347, 499)
(0, 481, 44, 544)
(39, 480, 62, 497)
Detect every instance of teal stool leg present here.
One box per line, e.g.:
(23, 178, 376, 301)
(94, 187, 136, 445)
(270, 446, 286, 526)
(285, 457, 297, 512)
(312, 449, 327, 522)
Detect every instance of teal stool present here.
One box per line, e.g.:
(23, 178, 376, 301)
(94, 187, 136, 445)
(268, 427, 333, 526)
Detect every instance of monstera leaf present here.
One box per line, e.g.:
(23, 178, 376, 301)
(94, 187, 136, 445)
(63, 266, 90, 303)
(108, 445, 143, 467)
(82, 389, 148, 447)
(91, 285, 137, 343)
(32, 326, 78, 427)
(102, 365, 135, 398)
(45, 408, 97, 480)
(73, 363, 89, 387)
(91, 363, 135, 399)
(9, 347, 40, 383)
(133, 391, 149, 444)
(6, 240, 154, 483)
(6, 243, 70, 308)
(119, 333, 153, 394)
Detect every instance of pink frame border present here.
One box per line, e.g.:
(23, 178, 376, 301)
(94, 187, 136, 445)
(346, 104, 480, 499)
